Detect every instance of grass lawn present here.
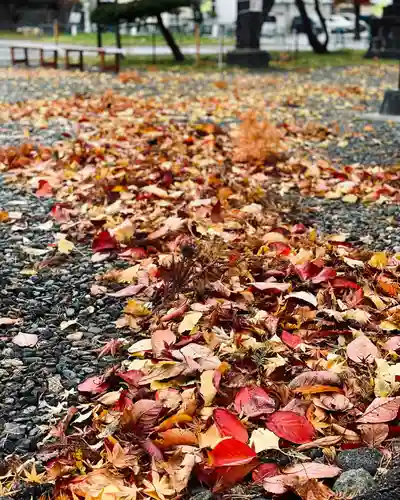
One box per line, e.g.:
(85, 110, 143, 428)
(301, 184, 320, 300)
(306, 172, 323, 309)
(86, 50, 397, 73)
(0, 30, 233, 47)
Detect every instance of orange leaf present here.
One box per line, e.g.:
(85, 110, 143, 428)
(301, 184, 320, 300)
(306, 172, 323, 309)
(378, 279, 399, 297)
(293, 385, 343, 395)
(156, 428, 197, 448)
(156, 413, 193, 432)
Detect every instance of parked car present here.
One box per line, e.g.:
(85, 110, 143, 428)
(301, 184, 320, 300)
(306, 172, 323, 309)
(342, 13, 369, 32)
(290, 16, 322, 34)
(324, 15, 354, 33)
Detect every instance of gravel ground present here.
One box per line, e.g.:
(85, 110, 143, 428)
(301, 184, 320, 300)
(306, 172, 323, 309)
(0, 66, 399, 498)
(0, 181, 135, 457)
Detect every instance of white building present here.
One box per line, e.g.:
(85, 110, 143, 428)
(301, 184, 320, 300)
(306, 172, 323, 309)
(213, 0, 333, 32)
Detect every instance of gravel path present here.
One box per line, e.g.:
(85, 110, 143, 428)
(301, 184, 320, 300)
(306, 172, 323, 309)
(0, 66, 399, 498)
(0, 182, 135, 457)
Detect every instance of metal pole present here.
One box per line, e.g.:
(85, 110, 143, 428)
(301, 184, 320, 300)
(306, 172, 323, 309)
(115, 1, 121, 49)
(152, 30, 156, 64)
(96, 0, 102, 48)
(195, 22, 200, 65)
(218, 24, 224, 71)
(398, 59, 400, 90)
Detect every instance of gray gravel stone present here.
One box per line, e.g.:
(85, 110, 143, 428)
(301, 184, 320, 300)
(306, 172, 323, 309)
(334, 469, 375, 498)
(337, 448, 382, 475)
(356, 467, 400, 500)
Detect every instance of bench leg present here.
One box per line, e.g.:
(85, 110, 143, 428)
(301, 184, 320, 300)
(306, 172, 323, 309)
(99, 51, 105, 72)
(24, 48, 29, 67)
(79, 51, 84, 71)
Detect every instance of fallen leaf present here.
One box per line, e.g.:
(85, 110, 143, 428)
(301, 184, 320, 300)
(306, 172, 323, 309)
(208, 438, 256, 467)
(250, 428, 280, 452)
(266, 411, 316, 444)
(57, 238, 74, 254)
(157, 429, 197, 447)
(358, 423, 389, 447)
(234, 386, 276, 417)
(368, 252, 388, 269)
(21, 246, 49, 256)
(35, 180, 53, 197)
(151, 329, 176, 358)
(92, 231, 118, 252)
(346, 336, 379, 364)
(313, 393, 352, 412)
(178, 311, 202, 334)
(200, 370, 217, 406)
(289, 371, 341, 389)
(252, 463, 280, 485)
(357, 397, 400, 423)
(287, 291, 318, 307)
(281, 330, 302, 348)
(214, 408, 248, 443)
(12, 332, 38, 347)
(108, 284, 145, 298)
(78, 375, 110, 394)
(310, 267, 336, 284)
(0, 317, 20, 327)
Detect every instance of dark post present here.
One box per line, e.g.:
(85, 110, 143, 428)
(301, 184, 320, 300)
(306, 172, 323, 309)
(379, 22, 400, 115)
(96, 0, 102, 48)
(227, 0, 272, 68)
(152, 30, 156, 64)
(115, 0, 121, 49)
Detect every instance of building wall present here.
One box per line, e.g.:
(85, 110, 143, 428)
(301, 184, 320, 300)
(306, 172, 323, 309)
(214, 0, 333, 28)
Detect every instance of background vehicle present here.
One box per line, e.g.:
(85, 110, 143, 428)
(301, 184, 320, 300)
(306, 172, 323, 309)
(290, 16, 323, 34)
(342, 13, 369, 32)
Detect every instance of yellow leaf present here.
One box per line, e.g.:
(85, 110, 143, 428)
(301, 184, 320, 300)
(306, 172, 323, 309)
(342, 194, 358, 203)
(375, 358, 400, 397)
(263, 232, 288, 244)
(23, 463, 45, 484)
(124, 300, 151, 316)
(368, 252, 388, 269)
(381, 320, 400, 331)
(198, 424, 223, 449)
(57, 238, 75, 254)
(250, 428, 280, 453)
(118, 265, 140, 283)
(200, 370, 217, 406)
(20, 268, 37, 276)
(178, 311, 202, 334)
(113, 220, 135, 242)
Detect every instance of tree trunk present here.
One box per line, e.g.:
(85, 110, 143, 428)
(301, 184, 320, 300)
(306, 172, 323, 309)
(156, 13, 184, 62)
(314, 0, 329, 48)
(295, 0, 329, 53)
(354, 0, 361, 40)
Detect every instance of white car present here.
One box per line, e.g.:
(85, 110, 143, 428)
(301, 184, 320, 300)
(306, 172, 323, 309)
(325, 15, 354, 33)
(342, 13, 369, 32)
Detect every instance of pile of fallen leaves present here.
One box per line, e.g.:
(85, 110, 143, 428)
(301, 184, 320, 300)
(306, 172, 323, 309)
(0, 70, 400, 500)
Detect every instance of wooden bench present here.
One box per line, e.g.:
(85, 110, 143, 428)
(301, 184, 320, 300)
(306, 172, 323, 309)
(39, 48, 58, 69)
(9, 45, 124, 73)
(10, 45, 59, 69)
(64, 46, 124, 73)
(10, 47, 29, 66)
